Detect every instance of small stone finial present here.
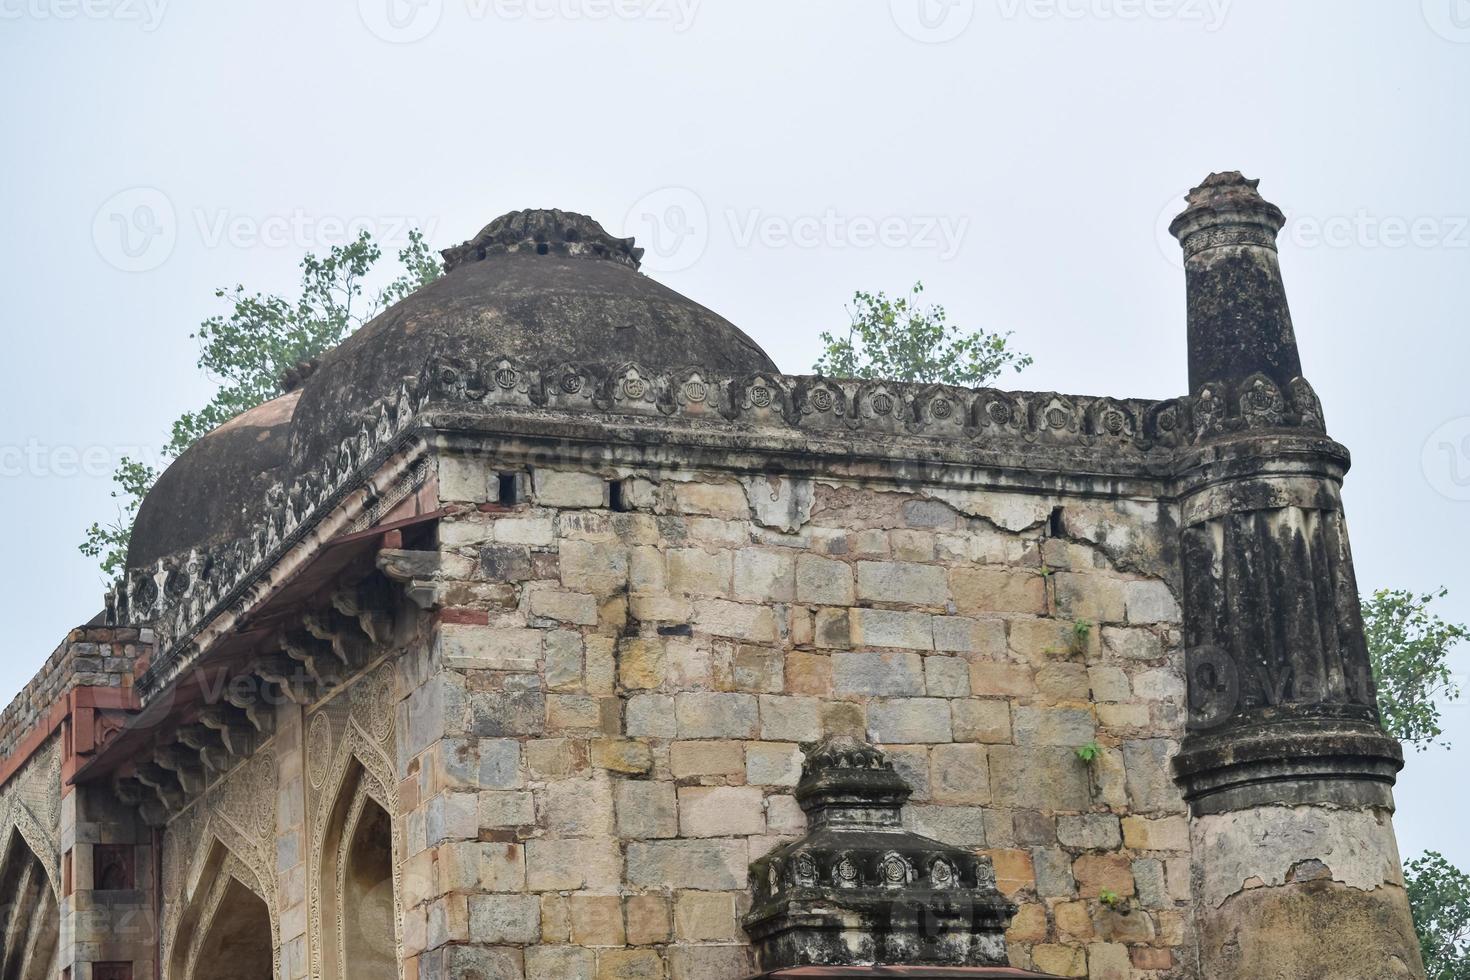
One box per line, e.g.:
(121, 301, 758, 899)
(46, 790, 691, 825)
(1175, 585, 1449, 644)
(795, 735, 911, 830)
(1167, 172, 1304, 394)
(439, 209, 644, 273)
(1168, 170, 1287, 258)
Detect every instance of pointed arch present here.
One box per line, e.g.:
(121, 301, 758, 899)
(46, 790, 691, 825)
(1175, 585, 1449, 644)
(0, 827, 59, 980)
(165, 836, 278, 980)
(312, 748, 403, 980)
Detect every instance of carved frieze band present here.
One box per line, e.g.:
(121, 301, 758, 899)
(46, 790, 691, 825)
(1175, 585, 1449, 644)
(109, 354, 1327, 704)
(1178, 223, 1281, 259)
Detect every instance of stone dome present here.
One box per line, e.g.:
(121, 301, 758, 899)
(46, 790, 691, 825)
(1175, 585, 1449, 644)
(127, 391, 299, 570)
(125, 209, 778, 574)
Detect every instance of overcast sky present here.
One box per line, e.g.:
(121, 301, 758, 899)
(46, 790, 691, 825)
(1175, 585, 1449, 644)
(2, 0, 1467, 865)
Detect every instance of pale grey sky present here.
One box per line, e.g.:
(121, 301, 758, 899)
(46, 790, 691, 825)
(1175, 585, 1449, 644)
(2, 0, 1467, 864)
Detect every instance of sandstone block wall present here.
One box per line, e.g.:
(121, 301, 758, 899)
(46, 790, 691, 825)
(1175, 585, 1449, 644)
(402, 452, 1196, 979)
(0, 626, 143, 759)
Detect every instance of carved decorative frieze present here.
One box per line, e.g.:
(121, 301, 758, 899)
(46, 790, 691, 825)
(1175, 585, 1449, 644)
(107, 347, 1331, 708)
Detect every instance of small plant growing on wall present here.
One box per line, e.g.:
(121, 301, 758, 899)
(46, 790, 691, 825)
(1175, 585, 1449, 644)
(1046, 620, 1093, 658)
(1098, 889, 1131, 915)
(1075, 741, 1102, 764)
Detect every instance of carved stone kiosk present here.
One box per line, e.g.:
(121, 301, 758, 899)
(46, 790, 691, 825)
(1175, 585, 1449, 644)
(745, 737, 1019, 972)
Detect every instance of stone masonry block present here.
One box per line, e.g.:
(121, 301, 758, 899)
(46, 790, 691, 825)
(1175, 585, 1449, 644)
(734, 549, 796, 602)
(675, 692, 758, 739)
(468, 894, 540, 945)
(849, 609, 935, 651)
(924, 656, 971, 697)
(525, 838, 620, 891)
(833, 651, 924, 696)
(952, 699, 1011, 743)
(692, 599, 777, 642)
(1054, 572, 1127, 624)
(866, 698, 953, 744)
(932, 616, 1007, 655)
(930, 743, 989, 803)
(559, 540, 629, 595)
(668, 547, 733, 596)
(989, 745, 1091, 810)
(532, 469, 607, 508)
(437, 625, 542, 672)
(670, 740, 745, 777)
(1125, 579, 1181, 624)
(950, 567, 1046, 615)
(758, 696, 823, 742)
(679, 785, 766, 837)
(615, 780, 678, 839)
(1057, 813, 1122, 850)
(795, 555, 855, 605)
(746, 742, 803, 787)
(674, 890, 740, 942)
(855, 561, 950, 606)
(1012, 706, 1096, 747)
(626, 839, 749, 890)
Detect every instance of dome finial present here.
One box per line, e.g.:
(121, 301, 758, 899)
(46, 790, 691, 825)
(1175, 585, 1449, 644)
(440, 208, 644, 272)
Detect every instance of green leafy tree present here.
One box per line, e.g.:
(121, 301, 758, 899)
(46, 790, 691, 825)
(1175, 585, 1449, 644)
(813, 282, 1030, 385)
(1364, 587, 1469, 750)
(1406, 851, 1470, 978)
(80, 229, 442, 577)
(1363, 587, 1470, 972)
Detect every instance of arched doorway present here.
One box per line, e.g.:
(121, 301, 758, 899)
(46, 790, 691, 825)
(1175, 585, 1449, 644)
(0, 830, 59, 980)
(191, 878, 273, 980)
(341, 798, 395, 980)
(166, 844, 276, 980)
(317, 760, 400, 980)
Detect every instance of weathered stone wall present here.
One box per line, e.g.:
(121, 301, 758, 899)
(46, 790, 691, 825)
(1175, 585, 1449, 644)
(404, 450, 1195, 979)
(0, 625, 142, 759)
